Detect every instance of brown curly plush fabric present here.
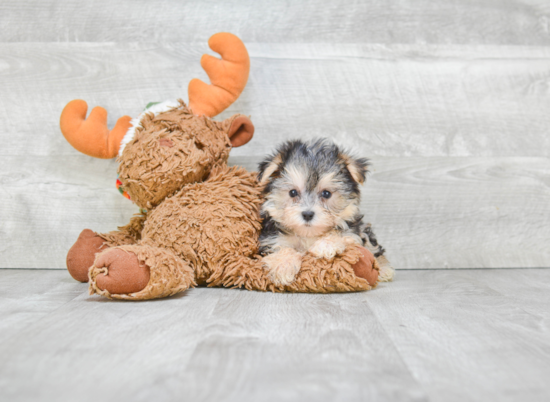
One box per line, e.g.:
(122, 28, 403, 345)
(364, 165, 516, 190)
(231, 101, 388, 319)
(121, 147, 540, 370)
(220, 245, 376, 294)
(100, 214, 147, 247)
(117, 101, 231, 210)
(286, 246, 376, 293)
(140, 165, 262, 283)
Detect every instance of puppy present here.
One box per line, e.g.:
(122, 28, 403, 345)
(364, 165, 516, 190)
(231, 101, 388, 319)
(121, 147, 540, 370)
(258, 139, 393, 286)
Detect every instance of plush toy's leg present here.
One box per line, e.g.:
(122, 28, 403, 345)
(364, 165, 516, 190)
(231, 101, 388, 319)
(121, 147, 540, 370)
(66, 229, 109, 282)
(88, 245, 195, 300)
(351, 247, 380, 286)
(285, 246, 376, 293)
(66, 215, 147, 283)
(91, 248, 150, 294)
(211, 246, 378, 294)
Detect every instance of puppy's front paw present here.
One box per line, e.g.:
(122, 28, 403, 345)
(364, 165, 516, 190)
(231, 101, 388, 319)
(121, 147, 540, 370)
(309, 236, 349, 261)
(263, 248, 302, 286)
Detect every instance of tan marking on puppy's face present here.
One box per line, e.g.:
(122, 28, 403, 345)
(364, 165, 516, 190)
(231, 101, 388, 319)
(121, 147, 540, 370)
(262, 162, 360, 238)
(258, 153, 282, 185)
(284, 164, 307, 194)
(316, 172, 360, 224)
(339, 154, 367, 184)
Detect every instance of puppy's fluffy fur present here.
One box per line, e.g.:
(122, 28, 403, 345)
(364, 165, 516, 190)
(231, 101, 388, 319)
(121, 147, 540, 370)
(258, 139, 393, 286)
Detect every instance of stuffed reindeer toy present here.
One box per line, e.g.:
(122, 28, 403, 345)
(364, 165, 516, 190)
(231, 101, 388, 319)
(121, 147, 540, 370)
(60, 33, 387, 300)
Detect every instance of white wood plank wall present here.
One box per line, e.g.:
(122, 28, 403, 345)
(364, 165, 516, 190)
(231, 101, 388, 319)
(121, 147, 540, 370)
(1, 1, 549, 269)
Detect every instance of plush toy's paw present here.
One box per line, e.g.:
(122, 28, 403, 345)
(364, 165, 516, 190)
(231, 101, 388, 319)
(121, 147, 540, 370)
(351, 247, 379, 286)
(263, 248, 303, 286)
(66, 229, 108, 282)
(93, 248, 150, 295)
(309, 235, 351, 261)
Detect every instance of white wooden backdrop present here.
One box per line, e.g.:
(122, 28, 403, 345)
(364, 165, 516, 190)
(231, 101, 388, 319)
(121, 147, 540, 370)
(1, 0, 549, 269)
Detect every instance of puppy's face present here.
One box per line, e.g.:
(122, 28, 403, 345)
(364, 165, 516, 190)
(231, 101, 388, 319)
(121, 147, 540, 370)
(258, 140, 368, 238)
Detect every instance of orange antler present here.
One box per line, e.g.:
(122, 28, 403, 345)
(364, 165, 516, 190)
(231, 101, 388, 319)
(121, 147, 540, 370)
(60, 100, 132, 159)
(188, 33, 250, 117)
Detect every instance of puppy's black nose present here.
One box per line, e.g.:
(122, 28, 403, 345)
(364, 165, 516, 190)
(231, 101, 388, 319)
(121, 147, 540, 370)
(302, 211, 315, 222)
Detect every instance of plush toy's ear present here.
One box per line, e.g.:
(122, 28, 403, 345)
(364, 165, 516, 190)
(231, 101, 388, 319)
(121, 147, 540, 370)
(258, 152, 283, 185)
(227, 115, 254, 147)
(341, 154, 369, 184)
(218, 114, 254, 147)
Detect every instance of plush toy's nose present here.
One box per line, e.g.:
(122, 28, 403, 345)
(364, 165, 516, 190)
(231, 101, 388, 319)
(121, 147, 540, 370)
(302, 211, 315, 222)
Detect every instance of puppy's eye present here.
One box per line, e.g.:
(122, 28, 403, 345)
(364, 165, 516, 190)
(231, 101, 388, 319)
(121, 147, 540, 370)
(289, 189, 299, 198)
(320, 190, 332, 199)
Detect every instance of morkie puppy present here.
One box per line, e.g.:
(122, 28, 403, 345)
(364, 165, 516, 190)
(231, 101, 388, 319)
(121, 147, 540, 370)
(258, 139, 393, 286)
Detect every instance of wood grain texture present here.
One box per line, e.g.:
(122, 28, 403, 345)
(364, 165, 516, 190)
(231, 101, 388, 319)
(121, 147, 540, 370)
(365, 269, 550, 402)
(468, 269, 550, 317)
(0, 274, 424, 402)
(0, 270, 82, 342)
(1, 43, 550, 157)
(1, 269, 550, 401)
(1, 0, 550, 45)
(2, 2, 549, 270)
(175, 290, 425, 402)
(0, 156, 138, 268)
(1, 155, 548, 269)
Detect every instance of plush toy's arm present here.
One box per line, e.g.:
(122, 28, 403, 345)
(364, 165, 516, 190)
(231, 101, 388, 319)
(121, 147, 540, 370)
(213, 245, 379, 294)
(288, 245, 379, 292)
(98, 213, 148, 247)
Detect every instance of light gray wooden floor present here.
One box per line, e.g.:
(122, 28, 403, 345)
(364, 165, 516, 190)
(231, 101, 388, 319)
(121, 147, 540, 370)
(1, 269, 550, 402)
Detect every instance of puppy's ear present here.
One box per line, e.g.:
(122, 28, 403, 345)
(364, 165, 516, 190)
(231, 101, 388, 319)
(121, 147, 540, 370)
(258, 152, 283, 185)
(341, 154, 369, 184)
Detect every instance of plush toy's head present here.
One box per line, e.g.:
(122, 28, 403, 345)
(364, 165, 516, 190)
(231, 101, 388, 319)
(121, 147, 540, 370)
(116, 101, 254, 209)
(59, 33, 254, 209)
